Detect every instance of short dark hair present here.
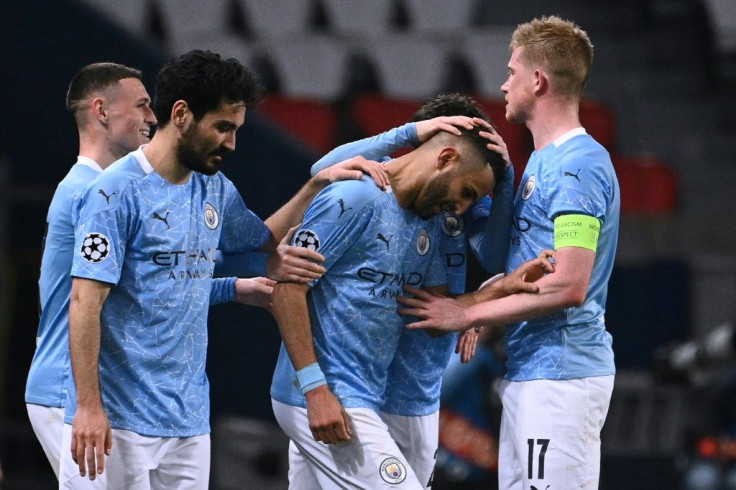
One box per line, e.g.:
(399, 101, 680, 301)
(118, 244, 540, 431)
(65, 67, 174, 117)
(413, 93, 507, 189)
(411, 93, 489, 122)
(66, 62, 143, 118)
(153, 50, 263, 127)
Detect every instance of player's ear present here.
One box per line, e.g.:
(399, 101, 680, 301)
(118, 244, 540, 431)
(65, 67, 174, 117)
(436, 147, 459, 171)
(171, 100, 190, 128)
(92, 97, 107, 124)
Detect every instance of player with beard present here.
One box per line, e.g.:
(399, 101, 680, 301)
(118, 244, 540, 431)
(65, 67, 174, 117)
(62, 50, 388, 488)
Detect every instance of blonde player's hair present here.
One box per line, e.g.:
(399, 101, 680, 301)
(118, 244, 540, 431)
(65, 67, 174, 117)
(510, 15, 594, 97)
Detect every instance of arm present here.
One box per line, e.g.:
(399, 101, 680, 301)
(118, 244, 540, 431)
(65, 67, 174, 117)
(68, 277, 113, 481)
(271, 282, 351, 444)
(399, 247, 592, 332)
(262, 156, 388, 251)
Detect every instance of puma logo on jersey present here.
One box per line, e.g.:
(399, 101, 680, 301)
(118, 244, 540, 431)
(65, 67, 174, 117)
(98, 188, 115, 204)
(152, 211, 170, 229)
(563, 169, 581, 182)
(338, 198, 352, 218)
(377, 233, 392, 251)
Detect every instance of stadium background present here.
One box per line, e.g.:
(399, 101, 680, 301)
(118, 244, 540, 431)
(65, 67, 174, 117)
(0, 0, 734, 488)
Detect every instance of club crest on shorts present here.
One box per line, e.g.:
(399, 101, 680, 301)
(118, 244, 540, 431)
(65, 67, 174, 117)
(293, 229, 320, 252)
(379, 457, 407, 484)
(417, 228, 430, 256)
(204, 202, 219, 230)
(80, 232, 110, 263)
(521, 174, 536, 201)
(441, 212, 464, 237)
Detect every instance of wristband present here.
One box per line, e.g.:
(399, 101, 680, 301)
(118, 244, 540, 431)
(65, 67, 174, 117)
(554, 214, 600, 252)
(296, 362, 327, 394)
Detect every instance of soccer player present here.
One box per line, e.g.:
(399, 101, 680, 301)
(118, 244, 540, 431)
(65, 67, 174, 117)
(24, 62, 157, 479)
(270, 122, 516, 488)
(398, 16, 620, 489)
(308, 93, 517, 487)
(62, 50, 387, 488)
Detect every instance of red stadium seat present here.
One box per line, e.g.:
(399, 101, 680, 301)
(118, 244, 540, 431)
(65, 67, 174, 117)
(614, 155, 679, 214)
(256, 96, 339, 155)
(580, 97, 617, 152)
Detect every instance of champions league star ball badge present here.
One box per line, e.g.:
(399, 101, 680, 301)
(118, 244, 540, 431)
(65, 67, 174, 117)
(380, 457, 407, 484)
(80, 232, 110, 263)
(293, 229, 321, 252)
(441, 211, 464, 237)
(521, 174, 536, 200)
(204, 202, 219, 230)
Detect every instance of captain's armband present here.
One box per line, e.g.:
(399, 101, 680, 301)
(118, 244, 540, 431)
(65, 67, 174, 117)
(553, 214, 600, 252)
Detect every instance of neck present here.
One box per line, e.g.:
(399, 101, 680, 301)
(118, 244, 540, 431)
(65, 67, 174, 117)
(383, 152, 430, 210)
(78, 134, 124, 170)
(526, 95, 582, 150)
(142, 129, 192, 184)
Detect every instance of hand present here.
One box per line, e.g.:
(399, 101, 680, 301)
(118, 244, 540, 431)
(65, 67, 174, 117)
(313, 155, 389, 190)
(304, 385, 352, 444)
(491, 249, 556, 297)
(478, 124, 511, 169)
(456, 327, 479, 363)
(71, 404, 112, 480)
(415, 116, 488, 142)
(267, 225, 326, 283)
(397, 286, 472, 333)
(234, 277, 276, 310)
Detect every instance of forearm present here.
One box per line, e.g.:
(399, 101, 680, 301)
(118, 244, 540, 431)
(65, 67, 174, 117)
(272, 282, 318, 370)
(470, 167, 514, 275)
(310, 123, 417, 175)
(69, 279, 107, 408)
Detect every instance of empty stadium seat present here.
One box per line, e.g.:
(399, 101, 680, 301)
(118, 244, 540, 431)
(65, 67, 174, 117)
(461, 27, 517, 98)
(256, 96, 339, 155)
(402, 0, 476, 36)
(79, 0, 151, 36)
(235, 0, 315, 39)
(356, 35, 453, 99)
(254, 35, 351, 100)
(615, 155, 679, 215)
(321, 0, 397, 38)
(350, 94, 422, 157)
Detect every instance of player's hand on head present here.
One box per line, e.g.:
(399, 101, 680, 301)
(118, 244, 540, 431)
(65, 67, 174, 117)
(304, 385, 352, 444)
(313, 155, 389, 190)
(234, 277, 276, 310)
(478, 124, 511, 168)
(397, 286, 471, 332)
(71, 405, 112, 480)
(267, 225, 326, 283)
(415, 115, 483, 142)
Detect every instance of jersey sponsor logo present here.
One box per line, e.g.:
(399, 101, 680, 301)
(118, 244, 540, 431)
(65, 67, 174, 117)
(444, 252, 465, 268)
(337, 198, 352, 218)
(563, 168, 581, 182)
(204, 202, 219, 230)
(379, 457, 407, 484)
(80, 232, 110, 263)
(357, 268, 422, 286)
(152, 211, 170, 229)
(530, 486, 550, 490)
(417, 229, 430, 256)
(512, 217, 532, 232)
(521, 174, 536, 201)
(152, 247, 217, 267)
(97, 188, 115, 204)
(376, 233, 392, 251)
(441, 212, 464, 237)
(293, 229, 320, 252)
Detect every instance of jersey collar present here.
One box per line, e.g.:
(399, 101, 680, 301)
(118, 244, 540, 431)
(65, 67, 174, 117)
(75, 156, 103, 172)
(552, 127, 587, 147)
(132, 145, 154, 175)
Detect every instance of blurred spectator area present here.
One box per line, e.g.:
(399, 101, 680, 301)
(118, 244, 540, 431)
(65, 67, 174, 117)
(1, 0, 735, 488)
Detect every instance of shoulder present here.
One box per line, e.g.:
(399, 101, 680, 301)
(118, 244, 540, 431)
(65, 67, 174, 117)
(309, 177, 388, 218)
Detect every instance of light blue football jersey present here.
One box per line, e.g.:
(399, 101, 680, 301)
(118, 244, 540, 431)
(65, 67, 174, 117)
(270, 177, 447, 412)
(505, 129, 619, 381)
(68, 148, 270, 437)
(25, 157, 103, 408)
(309, 124, 513, 416)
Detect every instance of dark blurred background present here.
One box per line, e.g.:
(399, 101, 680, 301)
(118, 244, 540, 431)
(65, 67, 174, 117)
(0, 0, 734, 488)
